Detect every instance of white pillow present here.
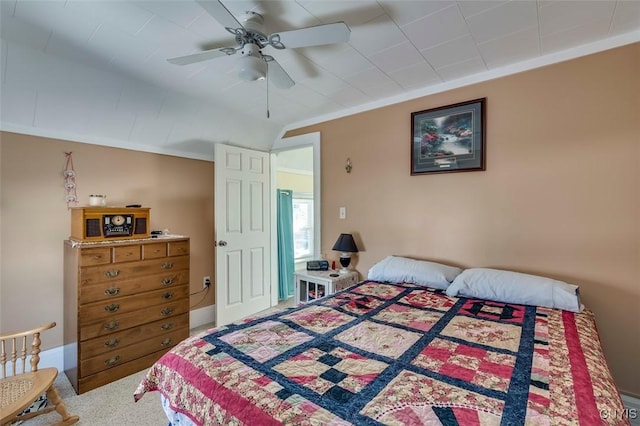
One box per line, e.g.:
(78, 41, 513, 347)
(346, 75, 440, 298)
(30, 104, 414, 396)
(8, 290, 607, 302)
(445, 268, 583, 312)
(367, 256, 462, 290)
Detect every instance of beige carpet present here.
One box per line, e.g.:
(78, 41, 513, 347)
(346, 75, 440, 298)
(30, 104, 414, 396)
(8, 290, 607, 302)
(24, 369, 169, 425)
(24, 323, 221, 425)
(24, 299, 296, 425)
(21, 322, 204, 425)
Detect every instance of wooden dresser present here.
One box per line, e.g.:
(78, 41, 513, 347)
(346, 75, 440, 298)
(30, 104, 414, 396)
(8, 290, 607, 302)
(63, 236, 190, 394)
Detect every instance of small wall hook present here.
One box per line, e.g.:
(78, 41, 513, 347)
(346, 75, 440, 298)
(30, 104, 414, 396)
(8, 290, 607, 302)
(345, 158, 352, 173)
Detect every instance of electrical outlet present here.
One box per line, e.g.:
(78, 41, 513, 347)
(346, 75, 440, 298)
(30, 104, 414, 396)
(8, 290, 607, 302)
(203, 276, 211, 289)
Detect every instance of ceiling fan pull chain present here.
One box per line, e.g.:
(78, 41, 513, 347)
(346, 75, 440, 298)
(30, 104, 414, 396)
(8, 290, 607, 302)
(266, 66, 270, 119)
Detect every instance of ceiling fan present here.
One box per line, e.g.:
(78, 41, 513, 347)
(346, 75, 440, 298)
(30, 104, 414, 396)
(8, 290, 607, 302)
(168, 0, 351, 89)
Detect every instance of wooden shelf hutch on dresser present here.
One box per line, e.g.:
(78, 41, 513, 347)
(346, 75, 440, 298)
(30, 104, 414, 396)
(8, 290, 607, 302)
(63, 236, 190, 394)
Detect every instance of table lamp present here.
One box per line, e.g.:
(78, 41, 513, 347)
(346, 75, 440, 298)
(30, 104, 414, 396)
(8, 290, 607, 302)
(332, 233, 358, 273)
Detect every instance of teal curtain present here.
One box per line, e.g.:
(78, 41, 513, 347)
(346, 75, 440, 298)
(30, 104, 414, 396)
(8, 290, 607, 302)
(277, 189, 295, 300)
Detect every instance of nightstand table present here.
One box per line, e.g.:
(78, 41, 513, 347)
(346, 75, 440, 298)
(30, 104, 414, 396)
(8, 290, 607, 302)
(294, 270, 358, 304)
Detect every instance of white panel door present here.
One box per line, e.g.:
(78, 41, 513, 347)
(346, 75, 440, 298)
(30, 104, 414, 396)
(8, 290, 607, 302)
(215, 144, 271, 326)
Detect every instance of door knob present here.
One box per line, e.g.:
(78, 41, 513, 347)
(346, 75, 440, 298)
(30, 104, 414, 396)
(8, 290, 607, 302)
(217, 240, 228, 247)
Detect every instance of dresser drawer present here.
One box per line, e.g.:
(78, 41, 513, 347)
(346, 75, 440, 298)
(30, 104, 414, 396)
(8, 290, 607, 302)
(80, 327, 189, 376)
(113, 245, 141, 263)
(79, 247, 111, 266)
(79, 285, 189, 324)
(79, 270, 189, 304)
(77, 350, 171, 394)
(79, 299, 189, 341)
(80, 255, 189, 285)
(168, 240, 190, 256)
(144, 242, 167, 259)
(80, 314, 189, 359)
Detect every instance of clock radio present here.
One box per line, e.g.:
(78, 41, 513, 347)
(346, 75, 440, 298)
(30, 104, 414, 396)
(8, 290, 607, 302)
(70, 207, 150, 242)
(306, 260, 329, 271)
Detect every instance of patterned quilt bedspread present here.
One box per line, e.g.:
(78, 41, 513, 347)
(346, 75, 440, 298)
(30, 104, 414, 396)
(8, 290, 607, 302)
(134, 281, 627, 425)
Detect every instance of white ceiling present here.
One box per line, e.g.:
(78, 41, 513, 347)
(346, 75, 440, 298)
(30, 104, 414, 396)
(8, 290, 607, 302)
(1, 1, 638, 160)
(277, 145, 313, 173)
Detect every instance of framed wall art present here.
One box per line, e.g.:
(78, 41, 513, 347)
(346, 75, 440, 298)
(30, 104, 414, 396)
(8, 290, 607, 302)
(411, 98, 486, 175)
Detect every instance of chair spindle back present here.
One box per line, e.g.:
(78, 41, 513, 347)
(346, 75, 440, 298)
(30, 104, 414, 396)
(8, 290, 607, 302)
(0, 322, 54, 379)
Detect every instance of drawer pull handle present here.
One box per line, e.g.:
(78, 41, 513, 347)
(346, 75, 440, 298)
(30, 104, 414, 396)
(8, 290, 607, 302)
(104, 303, 120, 313)
(161, 307, 174, 316)
(162, 292, 173, 300)
(104, 321, 119, 331)
(104, 269, 120, 278)
(104, 287, 120, 296)
(104, 356, 121, 366)
(104, 338, 120, 348)
(161, 323, 174, 331)
(92, 254, 103, 259)
(161, 277, 175, 286)
(160, 338, 173, 347)
(161, 262, 174, 269)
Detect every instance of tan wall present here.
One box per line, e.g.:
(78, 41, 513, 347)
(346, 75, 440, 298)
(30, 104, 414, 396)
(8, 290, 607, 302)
(276, 171, 313, 193)
(0, 132, 215, 349)
(286, 43, 640, 396)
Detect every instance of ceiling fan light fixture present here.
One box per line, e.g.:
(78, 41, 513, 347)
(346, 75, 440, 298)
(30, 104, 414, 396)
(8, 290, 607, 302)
(238, 55, 266, 81)
(168, 1, 352, 90)
(237, 43, 266, 81)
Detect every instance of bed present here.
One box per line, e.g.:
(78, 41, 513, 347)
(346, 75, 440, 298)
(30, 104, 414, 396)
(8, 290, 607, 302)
(134, 258, 628, 425)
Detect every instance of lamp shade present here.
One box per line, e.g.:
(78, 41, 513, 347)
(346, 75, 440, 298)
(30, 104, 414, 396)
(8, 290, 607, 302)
(332, 233, 358, 253)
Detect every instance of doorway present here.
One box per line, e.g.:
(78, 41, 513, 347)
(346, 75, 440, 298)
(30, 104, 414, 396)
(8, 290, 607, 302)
(274, 146, 313, 301)
(270, 133, 321, 306)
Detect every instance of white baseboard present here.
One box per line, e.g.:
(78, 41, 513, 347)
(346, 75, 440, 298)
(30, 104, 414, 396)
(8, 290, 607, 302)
(622, 394, 640, 426)
(190, 304, 216, 330)
(40, 345, 65, 373)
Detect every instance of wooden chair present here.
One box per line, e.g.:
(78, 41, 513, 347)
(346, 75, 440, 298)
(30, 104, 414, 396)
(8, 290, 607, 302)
(1, 322, 79, 426)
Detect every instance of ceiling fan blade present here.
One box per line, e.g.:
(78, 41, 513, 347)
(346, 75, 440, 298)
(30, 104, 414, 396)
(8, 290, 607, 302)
(266, 58, 295, 89)
(197, 0, 243, 33)
(167, 47, 235, 65)
(269, 22, 350, 49)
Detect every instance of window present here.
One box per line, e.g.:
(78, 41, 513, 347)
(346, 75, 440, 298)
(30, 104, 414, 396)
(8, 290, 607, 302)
(292, 193, 313, 260)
